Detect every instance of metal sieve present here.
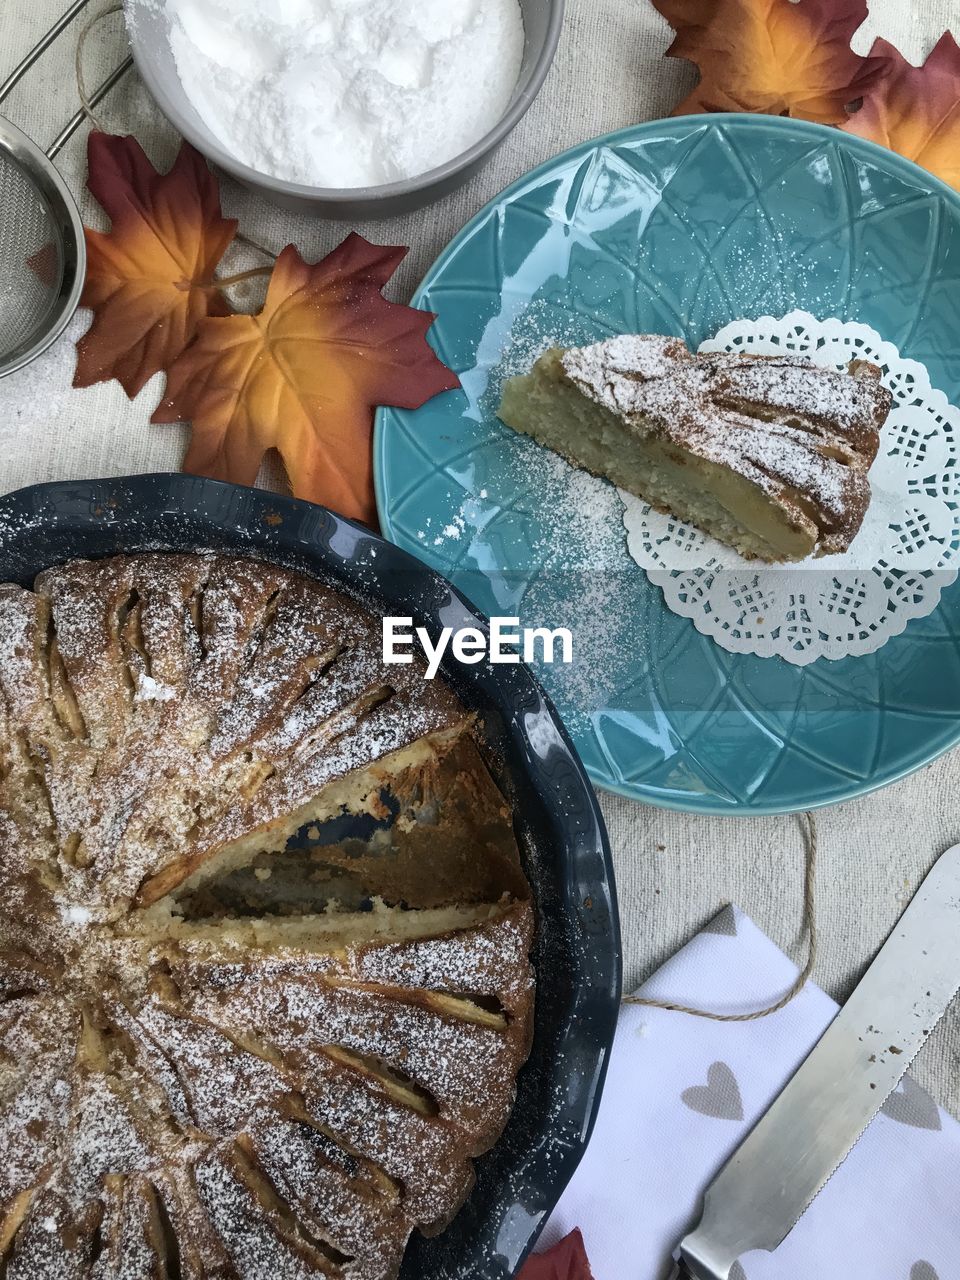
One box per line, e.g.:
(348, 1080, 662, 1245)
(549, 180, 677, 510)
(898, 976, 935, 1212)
(0, 0, 132, 378)
(0, 116, 86, 378)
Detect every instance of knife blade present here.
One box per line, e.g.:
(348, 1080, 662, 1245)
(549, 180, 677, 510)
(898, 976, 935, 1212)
(669, 840, 960, 1280)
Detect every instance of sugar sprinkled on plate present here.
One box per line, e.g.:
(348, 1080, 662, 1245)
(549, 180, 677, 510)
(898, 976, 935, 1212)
(424, 300, 643, 728)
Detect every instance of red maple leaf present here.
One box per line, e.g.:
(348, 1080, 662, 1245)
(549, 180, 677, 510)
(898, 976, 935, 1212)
(519, 1230, 596, 1280)
(654, 0, 888, 125)
(75, 133, 237, 398)
(152, 235, 460, 525)
(842, 32, 960, 190)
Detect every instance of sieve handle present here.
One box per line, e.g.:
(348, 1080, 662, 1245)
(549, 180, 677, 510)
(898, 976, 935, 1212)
(0, 0, 134, 159)
(0, 0, 96, 106)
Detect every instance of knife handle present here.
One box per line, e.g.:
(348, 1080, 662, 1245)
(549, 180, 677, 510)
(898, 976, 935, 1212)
(666, 1258, 696, 1280)
(668, 1252, 728, 1280)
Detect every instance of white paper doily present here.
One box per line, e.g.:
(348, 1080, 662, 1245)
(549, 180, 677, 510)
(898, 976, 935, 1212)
(620, 311, 960, 664)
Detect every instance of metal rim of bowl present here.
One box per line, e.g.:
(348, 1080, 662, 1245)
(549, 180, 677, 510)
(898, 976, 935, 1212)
(123, 0, 566, 206)
(0, 115, 86, 379)
(0, 471, 622, 1279)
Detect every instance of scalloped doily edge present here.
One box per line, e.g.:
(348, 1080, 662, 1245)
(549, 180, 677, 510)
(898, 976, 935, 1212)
(648, 569, 959, 665)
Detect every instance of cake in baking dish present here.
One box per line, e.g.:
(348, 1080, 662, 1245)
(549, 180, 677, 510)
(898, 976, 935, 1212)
(498, 334, 892, 562)
(0, 552, 535, 1280)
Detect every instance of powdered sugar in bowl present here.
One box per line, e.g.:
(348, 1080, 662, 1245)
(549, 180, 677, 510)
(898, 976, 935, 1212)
(124, 0, 564, 217)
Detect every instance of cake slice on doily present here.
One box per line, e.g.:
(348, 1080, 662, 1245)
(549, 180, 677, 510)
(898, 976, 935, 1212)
(498, 334, 892, 562)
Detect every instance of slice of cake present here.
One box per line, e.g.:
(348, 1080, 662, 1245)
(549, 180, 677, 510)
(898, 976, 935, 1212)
(498, 334, 892, 562)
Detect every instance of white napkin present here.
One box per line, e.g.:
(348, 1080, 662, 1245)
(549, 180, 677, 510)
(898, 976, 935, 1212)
(538, 906, 960, 1280)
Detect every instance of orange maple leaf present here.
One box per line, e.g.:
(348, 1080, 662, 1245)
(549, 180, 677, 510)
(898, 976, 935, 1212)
(74, 133, 237, 398)
(841, 33, 960, 191)
(152, 235, 460, 526)
(654, 0, 888, 125)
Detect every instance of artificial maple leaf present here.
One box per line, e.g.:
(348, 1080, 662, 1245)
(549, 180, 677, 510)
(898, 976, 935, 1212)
(654, 0, 888, 125)
(518, 1230, 596, 1280)
(841, 32, 960, 191)
(74, 132, 237, 398)
(152, 234, 460, 526)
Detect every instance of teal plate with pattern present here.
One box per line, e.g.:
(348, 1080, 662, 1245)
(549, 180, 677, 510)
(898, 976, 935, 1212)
(374, 115, 960, 815)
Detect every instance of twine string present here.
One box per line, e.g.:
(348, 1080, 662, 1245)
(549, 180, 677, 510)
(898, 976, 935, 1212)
(75, 4, 123, 132)
(235, 231, 279, 261)
(623, 811, 818, 1022)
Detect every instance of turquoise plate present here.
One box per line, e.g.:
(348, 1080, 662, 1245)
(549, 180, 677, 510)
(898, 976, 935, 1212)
(374, 115, 960, 815)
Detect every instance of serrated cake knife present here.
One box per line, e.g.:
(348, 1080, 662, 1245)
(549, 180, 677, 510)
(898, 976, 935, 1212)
(669, 840, 960, 1280)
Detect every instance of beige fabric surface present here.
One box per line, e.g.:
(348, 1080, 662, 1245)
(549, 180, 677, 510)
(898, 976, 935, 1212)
(2, 0, 959, 1113)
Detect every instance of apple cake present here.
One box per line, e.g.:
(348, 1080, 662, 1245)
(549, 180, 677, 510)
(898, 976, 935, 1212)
(0, 552, 535, 1279)
(498, 334, 892, 561)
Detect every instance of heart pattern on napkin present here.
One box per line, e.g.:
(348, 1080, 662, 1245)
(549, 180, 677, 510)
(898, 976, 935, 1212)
(882, 1077, 942, 1131)
(541, 906, 960, 1280)
(681, 1061, 744, 1121)
(722, 1253, 943, 1278)
(703, 904, 738, 936)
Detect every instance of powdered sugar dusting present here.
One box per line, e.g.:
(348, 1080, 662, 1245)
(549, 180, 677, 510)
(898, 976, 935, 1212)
(561, 333, 885, 550)
(134, 673, 176, 702)
(63, 904, 93, 926)
(414, 306, 642, 727)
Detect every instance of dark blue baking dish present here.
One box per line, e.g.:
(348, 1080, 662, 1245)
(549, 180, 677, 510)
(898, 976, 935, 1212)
(0, 473, 621, 1280)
